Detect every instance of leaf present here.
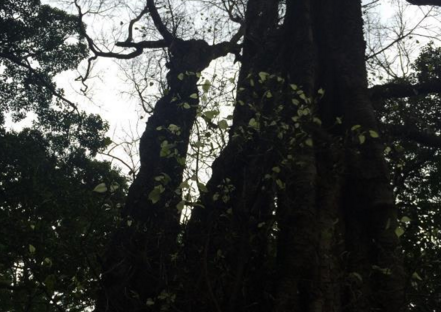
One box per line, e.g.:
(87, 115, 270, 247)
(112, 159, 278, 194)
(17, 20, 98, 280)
(372, 265, 392, 275)
(350, 272, 363, 282)
(412, 272, 423, 281)
(351, 125, 361, 131)
(218, 120, 229, 130)
(183, 103, 191, 109)
(109, 183, 119, 192)
(313, 117, 322, 125)
(146, 298, 155, 306)
(198, 182, 208, 193)
(276, 179, 285, 189)
(358, 134, 366, 144)
(290, 84, 298, 91)
(93, 183, 107, 193)
(305, 138, 314, 147)
(369, 130, 379, 138)
(401, 216, 411, 223)
(318, 88, 325, 96)
(385, 218, 391, 230)
(258, 72, 269, 82)
(148, 185, 165, 204)
(29, 244, 36, 253)
(176, 200, 185, 212)
(177, 73, 184, 80)
(44, 275, 56, 294)
(266, 90, 273, 98)
(189, 93, 198, 99)
(179, 181, 190, 189)
(127, 220, 133, 227)
(248, 118, 258, 129)
(395, 226, 405, 238)
(202, 80, 211, 92)
(272, 166, 281, 173)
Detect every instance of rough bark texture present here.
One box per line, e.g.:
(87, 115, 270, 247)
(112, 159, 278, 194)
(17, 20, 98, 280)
(95, 39, 231, 312)
(96, 1, 406, 311)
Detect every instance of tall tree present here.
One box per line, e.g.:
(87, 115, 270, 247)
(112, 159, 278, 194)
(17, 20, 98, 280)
(70, 0, 441, 311)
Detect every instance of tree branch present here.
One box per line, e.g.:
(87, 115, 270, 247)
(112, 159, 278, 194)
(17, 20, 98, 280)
(115, 40, 167, 49)
(210, 24, 244, 60)
(407, 0, 441, 6)
(386, 124, 441, 148)
(125, 6, 150, 44)
(369, 80, 441, 100)
(147, 0, 175, 44)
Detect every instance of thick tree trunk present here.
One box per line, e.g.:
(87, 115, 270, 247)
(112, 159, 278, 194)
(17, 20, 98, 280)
(185, 0, 405, 312)
(96, 1, 405, 311)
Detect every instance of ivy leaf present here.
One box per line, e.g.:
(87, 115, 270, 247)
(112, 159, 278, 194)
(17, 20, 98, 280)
(218, 120, 229, 130)
(258, 71, 269, 82)
(202, 80, 211, 92)
(369, 130, 379, 138)
(176, 200, 185, 212)
(358, 134, 366, 144)
(401, 216, 411, 223)
(248, 118, 258, 129)
(178, 73, 184, 80)
(197, 182, 208, 193)
(272, 166, 281, 173)
(189, 93, 198, 99)
(29, 244, 36, 253)
(395, 226, 405, 238)
(148, 185, 165, 204)
(44, 275, 56, 294)
(412, 272, 423, 281)
(204, 110, 218, 120)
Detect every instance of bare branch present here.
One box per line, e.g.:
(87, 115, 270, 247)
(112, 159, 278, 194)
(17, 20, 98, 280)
(147, 0, 175, 43)
(125, 5, 150, 44)
(115, 40, 167, 49)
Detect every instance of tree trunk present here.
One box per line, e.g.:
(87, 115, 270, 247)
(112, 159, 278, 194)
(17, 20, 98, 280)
(95, 39, 228, 312)
(96, 1, 406, 311)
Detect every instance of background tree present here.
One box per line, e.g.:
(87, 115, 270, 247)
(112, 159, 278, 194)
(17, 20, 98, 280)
(0, 1, 127, 311)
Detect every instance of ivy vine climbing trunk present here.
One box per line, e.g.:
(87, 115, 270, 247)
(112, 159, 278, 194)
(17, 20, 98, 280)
(95, 38, 237, 312)
(184, 0, 405, 312)
(95, 0, 405, 312)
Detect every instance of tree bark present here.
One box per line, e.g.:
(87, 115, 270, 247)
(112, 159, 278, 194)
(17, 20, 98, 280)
(96, 0, 406, 311)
